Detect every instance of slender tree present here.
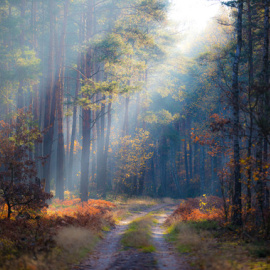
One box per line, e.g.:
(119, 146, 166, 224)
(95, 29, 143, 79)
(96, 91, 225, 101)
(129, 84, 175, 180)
(231, 0, 244, 226)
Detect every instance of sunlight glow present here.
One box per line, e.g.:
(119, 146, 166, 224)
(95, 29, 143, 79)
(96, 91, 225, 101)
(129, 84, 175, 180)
(169, 0, 220, 33)
(169, 0, 221, 52)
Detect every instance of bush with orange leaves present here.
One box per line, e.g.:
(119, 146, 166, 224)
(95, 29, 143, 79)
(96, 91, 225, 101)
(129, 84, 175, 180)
(46, 198, 116, 231)
(166, 196, 224, 226)
(0, 198, 116, 268)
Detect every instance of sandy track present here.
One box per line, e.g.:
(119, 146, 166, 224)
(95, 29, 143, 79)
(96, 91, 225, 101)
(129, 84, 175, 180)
(152, 205, 191, 270)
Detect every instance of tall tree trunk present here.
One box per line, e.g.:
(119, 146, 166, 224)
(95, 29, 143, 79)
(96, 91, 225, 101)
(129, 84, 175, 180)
(104, 97, 112, 190)
(97, 94, 106, 195)
(31, 0, 38, 49)
(68, 56, 81, 190)
(212, 155, 218, 195)
(80, 106, 91, 201)
(91, 119, 97, 189)
(232, 0, 243, 226)
(55, 0, 69, 200)
(31, 0, 40, 175)
(200, 145, 206, 195)
(247, 0, 254, 213)
(170, 139, 181, 197)
(138, 165, 146, 196)
(80, 1, 94, 201)
(43, 0, 55, 193)
(183, 119, 190, 187)
(17, 0, 26, 110)
(135, 93, 140, 131)
(159, 135, 168, 197)
(256, 0, 270, 221)
(194, 142, 199, 193)
(188, 118, 193, 181)
(39, 0, 46, 129)
(122, 96, 130, 137)
(150, 151, 157, 196)
(263, 0, 269, 210)
(66, 78, 70, 170)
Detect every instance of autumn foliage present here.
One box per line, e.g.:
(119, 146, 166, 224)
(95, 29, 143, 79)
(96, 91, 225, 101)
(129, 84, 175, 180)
(0, 109, 118, 268)
(0, 109, 44, 181)
(0, 109, 52, 219)
(166, 196, 224, 226)
(0, 198, 116, 268)
(47, 198, 116, 231)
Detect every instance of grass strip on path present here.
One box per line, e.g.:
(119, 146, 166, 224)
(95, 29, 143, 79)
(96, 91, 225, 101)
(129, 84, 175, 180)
(121, 214, 156, 253)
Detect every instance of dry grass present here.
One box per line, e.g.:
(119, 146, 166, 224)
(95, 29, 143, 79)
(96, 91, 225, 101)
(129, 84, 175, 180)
(55, 226, 99, 263)
(192, 240, 270, 270)
(167, 222, 213, 253)
(121, 215, 156, 252)
(112, 197, 159, 221)
(0, 198, 116, 270)
(166, 197, 270, 270)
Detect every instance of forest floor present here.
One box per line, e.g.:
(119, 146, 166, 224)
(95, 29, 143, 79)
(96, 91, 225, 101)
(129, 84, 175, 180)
(72, 203, 190, 270)
(71, 197, 270, 270)
(1, 196, 269, 269)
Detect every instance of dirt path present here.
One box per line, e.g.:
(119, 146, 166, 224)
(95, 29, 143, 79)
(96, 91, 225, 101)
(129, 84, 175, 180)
(72, 204, 191, 270)
(152, 205, 190, 270)
(72, 204, 168, 270)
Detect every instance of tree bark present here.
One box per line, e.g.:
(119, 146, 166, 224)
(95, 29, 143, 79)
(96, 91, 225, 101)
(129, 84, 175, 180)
(80, 106, 91, 201)
(80, 1, 94, 201)
(104, 97, 112, 191)
(232, 0, 243, 226)
(43, 0, 55, 193)
(17, 0, 26, 110)
(159, 135, 168, 197)
(97, 94, 106, 195)
(188, 118, 193, 181)
(68, 55, 81, 190)
(262, 0, 269, 209)
(55, 0, 69, 200)
(122, 96, 130, 137)
(200, 145, 206, 195)
(183, 119, 190, 187)
(247, 0, 254, 213)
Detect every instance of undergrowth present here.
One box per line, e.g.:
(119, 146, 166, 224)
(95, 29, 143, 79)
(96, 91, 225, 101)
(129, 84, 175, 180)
(0, 198, 116, 269)
(165, 196, 270, 270)
(0, 196, 160, 269)
(55, 226, 99, 263)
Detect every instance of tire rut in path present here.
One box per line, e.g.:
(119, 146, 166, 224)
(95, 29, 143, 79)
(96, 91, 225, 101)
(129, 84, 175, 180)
(72, 204, 168, 270)
(152, 205, 190, 270)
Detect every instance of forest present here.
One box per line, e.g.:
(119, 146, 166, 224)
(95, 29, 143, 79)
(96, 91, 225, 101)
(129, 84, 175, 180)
(0, 0, 269, 269)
